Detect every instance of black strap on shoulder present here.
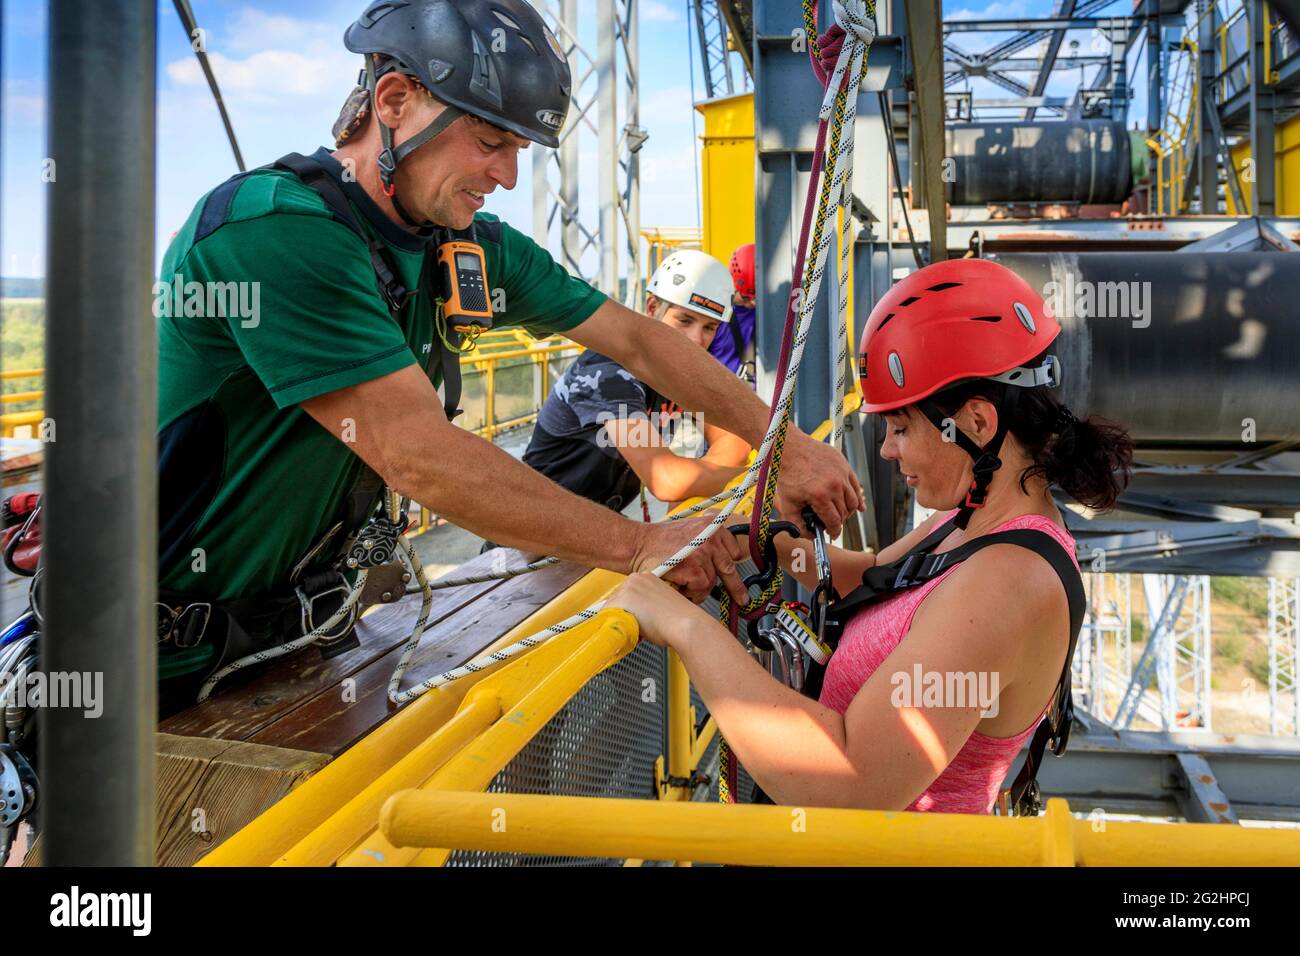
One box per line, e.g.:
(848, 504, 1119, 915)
(821, 519, 1085, 816)
(272, 152, 415, 317)
(419, 256, 465, 422)
(270, 152, 462, 423)
(727, 317, 746, 362)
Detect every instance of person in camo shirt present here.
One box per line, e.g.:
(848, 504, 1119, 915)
(522, 250, 751, 518)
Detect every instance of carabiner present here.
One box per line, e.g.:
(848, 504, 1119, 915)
(801, 507, 835, 645)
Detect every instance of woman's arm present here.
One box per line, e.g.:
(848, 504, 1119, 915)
(740, 526, 874, 596)
(607, 546, 1059, 809)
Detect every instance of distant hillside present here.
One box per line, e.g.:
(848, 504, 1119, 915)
(1, 299, 45, 411)
(1, 277, 44, 299)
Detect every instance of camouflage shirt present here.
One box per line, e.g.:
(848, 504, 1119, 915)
(524, 350, 680, 511)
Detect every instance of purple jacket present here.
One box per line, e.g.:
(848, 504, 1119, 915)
(707, 304, 756, 375)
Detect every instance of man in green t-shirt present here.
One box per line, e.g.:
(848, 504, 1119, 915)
(155, 0, 863, 700)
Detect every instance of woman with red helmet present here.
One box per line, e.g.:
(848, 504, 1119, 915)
(611, 258, 1133, 814)
(709, 243, 758, 383)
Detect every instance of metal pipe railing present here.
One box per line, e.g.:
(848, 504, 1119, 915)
(379, 791, 1300, 866)
(340, 608, 639, 867)
(0, 340, 581, 441)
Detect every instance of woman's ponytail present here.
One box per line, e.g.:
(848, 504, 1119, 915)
(1024, 408, 1134, 512)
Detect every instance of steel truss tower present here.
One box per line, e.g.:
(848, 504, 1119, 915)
(532, 0, 645, 307)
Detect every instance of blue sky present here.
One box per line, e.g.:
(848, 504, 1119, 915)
(2, 0, 1143, 279)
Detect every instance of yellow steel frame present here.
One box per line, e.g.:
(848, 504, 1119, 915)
(1, 368, 45, 439)
(0, 336, 580, 443)
(200, 566, 626, 865)
(378, 792, 1300, 866)
(203, 392, 862, 867)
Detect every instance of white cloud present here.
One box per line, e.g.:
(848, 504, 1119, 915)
(946, 0, 1033, 22)
(641, 1, 680, 24)
(165, 49, 355, 98)
(221, 8, 342, 53)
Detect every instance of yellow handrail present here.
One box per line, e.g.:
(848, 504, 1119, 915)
(342, 609, 639, 867)
(0, 336, 583, 441)
(378, 792, 1300, 866)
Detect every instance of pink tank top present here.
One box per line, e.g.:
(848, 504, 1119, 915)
(818, 508, 1079, 815)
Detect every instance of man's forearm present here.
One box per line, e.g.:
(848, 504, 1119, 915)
(393, 425, 643, 572)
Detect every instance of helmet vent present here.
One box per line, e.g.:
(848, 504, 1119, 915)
(359, 1, 407, 29)
(969, 315, 1001, 323)
(926, 282, 961, 292)
(1013, 302, 1037, 333)
(899, 296, 920, 307)
(877, 312, 896, 330)
(493, 10, 540, 54)
(887, 352, 905, 387)
(492, 10, 523, 31)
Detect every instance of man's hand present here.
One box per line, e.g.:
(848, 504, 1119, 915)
(630, 515, 747, 605)
(774, 430, 866, 538)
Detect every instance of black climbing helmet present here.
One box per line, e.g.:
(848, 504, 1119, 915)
(345, 0, 571, 156)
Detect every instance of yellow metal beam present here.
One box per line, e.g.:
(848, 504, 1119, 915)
(379, 792, 1300, 867)
(345, 610, 639, 867)
(199, 568, 625, 866)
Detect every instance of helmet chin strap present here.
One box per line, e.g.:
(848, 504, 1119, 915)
(917, 389, 1019, 531)
(364, 57, 465, 233)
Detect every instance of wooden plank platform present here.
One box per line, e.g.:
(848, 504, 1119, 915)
(24, 548, 589, 866)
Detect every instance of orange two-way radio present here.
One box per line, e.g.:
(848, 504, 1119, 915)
(436, 239, 494, 335)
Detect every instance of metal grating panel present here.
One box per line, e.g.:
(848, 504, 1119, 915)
(447, 641, 669, 867)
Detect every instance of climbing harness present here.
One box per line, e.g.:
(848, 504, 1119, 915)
(807, 512, 1086, 815)
(176, 151, 451, 700)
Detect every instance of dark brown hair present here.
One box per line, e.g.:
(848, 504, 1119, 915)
(924, 350, 1134, 512)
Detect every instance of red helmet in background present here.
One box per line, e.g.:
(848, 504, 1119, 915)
(729, 243, 756, 299)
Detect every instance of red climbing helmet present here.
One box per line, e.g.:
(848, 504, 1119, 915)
(729, 243, 756, 299)
(858, 258, 1066, 530)
(857, 257, 1061, 414)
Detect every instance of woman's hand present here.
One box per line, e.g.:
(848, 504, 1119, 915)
(605, 573, 717, 651)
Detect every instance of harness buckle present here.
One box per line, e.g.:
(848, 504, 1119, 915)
(297, 575, 358, 642)
(156, 601, 213, 648)
(376, 147, 397, 182)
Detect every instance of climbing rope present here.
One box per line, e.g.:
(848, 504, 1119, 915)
(717, 0, 875, 803)
(387, 0, 875, 705)
(197, 490, 431, 701)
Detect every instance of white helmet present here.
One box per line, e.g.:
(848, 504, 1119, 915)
(646, 249, 734, 323)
